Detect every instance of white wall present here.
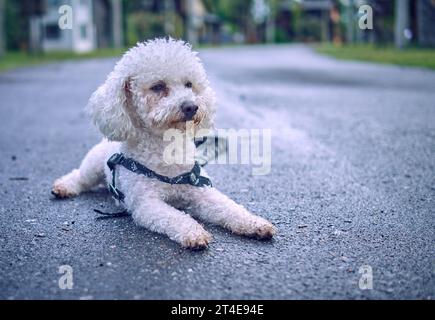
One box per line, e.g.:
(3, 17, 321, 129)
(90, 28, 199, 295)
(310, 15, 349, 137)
(71, 0, 96, 53)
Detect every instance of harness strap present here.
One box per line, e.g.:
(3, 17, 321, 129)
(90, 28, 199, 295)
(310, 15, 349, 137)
(107, 153, 213, 203)
(93, 209, 130, 218)
(194, 136, 207, 148)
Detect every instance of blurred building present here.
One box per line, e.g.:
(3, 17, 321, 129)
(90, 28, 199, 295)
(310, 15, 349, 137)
(124, 0, 219, 46)
(2, 0, 434, 53)
(273, 0, 435, 47)
(185, 0, 221, 44)
(295, 0, 334, 42)
(39, 0, 123, 53)
(274, 0, 335, 43)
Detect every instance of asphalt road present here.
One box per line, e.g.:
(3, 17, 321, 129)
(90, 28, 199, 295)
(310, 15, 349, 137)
(0, 45, 434, 300)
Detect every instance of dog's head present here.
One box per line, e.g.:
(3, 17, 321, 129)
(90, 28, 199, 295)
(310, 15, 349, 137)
(87, 38, 216, 141)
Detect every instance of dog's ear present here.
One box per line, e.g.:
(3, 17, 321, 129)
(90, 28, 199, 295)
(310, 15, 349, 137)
(87, 74, 135, 141)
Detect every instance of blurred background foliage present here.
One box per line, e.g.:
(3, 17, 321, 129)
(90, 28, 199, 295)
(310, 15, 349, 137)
(0, 0, 434, 71)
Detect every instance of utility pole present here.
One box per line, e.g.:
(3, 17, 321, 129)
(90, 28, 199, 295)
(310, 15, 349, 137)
(186, 0, 197, 45)
(27, 0, 46, 54)
(0, 0, 5, 57)
(111, 0, 123, 48)
(265, 0, 276, 43)
(29, 16, 42, 54)
(164, 0, 175, 36)
(346, 0, 355, 43)
(321, 8, 330, 42)
(395, 0, 410, 49)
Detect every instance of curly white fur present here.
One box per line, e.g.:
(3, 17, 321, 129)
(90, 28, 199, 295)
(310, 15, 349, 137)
(52, 38, 276, 249)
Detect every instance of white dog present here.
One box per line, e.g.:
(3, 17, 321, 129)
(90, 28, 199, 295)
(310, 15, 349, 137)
(52, 38, 276, 249)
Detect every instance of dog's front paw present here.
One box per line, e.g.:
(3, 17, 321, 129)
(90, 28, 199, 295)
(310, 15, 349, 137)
(235, 217, 277, 240)
(252, 221, 277, 240)
(180, 230, 212, 250)
(51, 179, 78, 199)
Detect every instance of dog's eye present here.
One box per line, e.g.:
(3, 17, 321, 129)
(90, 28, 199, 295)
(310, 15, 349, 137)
(185, 81, 193, 89)
(150, 82, 167, 93)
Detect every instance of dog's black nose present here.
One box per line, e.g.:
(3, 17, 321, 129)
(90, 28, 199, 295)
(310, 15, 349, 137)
(180, 101, 198, 120)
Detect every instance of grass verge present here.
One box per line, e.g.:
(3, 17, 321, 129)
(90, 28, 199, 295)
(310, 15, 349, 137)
(315, 44, 435, 70)
(3, 44, 434, 72)
(0, 48, 126, 72)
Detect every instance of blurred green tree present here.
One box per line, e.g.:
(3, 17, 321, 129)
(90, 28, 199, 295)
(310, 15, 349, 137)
(0, 0, 4, 56)
(4, 0, 28, 51)
(203, 0, 256, 42)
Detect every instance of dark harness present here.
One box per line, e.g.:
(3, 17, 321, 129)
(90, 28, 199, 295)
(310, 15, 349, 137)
(106, 153, 213, 203)
(93, 137, 214, 218)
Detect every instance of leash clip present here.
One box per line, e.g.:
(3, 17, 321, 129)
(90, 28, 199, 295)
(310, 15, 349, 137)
(107, 153, 126, 204)
(190, 172, 199, 185)
(108, 153, 124, 170)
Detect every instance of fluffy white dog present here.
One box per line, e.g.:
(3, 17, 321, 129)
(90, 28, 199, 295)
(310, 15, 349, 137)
(52, 38, 276, 249)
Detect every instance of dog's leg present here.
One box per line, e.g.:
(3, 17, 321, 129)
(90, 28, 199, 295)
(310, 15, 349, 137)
(52, 141, 108, 198)
(189, 188, 276, 239)
(130, 196, 212, 249)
